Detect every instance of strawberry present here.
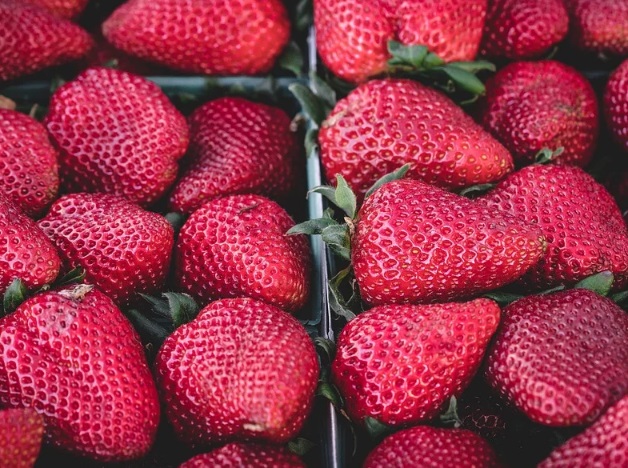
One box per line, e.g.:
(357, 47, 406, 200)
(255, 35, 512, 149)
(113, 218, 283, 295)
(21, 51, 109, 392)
(169, 98, 302, 215)
(485, 289, 628, 427)
(0, 194, 61, 293)
(0, 408, 44, 468)
(44, 67, 189, 207)
(314, 0, 487, 83)
(564, 0, 628, 56)
(363, 426, 501, 467)
(539, 395, 628, 467)
(604, 59, 628, 153)
(180, 443, 305, 468)
(37, 193, 174, 306)
(102, 0, 290, 75)
(319, 79, 514, 201)
(331, 298, 500, 426)
(23, 0, 88, 18)
(480, 0, 568, 60)
(155, 298, 319, 446)
(175, 194, 310, 312)
(0, 284, 160, 461)
(479, 61, 599, 167)
(478, 164, 628, 290)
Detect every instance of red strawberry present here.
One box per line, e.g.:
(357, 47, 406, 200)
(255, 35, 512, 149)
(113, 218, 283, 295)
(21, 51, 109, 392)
(180, 443, 305, 468)
(169, 98, 302, 215)
(314, 0, 487, 83)
(102, 0, 290, 75)
(604, 59, 628, 153)
(0, 408, 44, 468)
(539, 395, 628, 467)
(480, 0, 568, 60)
(175, 195, 310, 312)
(0, 194, 61, 293)
(478, 164, 628, 290)
(319, 79, 514, 200)
(44, 67, 189, 207)
(23, 0, 88, 18)
(480, 61, 599, 167)
(564, 0, 628, 56)
(332, 298, 500, 426)
(485, 289, 628, 427)
(363, 426, 501, 467)
(155, 298, 319, 446)
(0, 284, 160, 461)
(37, 193, 174, 306)
(0, 1, 92, 82)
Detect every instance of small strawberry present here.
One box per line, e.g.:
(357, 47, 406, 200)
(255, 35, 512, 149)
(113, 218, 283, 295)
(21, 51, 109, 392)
(604, 59, 628, 153)
(169, 97, 302, 215)
(23, 0, 88, 18)
(0, 408, 44, 468)
(180, 443, 305, 468)
(564, 0, 628, 56)
(155, 298, 319, 446)
(44, 67, 189, 207)
(480, 61, 599, 167)
(485, 289, 628, 427)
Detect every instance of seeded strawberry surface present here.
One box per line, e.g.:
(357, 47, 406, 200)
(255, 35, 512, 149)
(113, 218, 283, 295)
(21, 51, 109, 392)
(23, 0, 88, 18)
(604, 59, 628, 153)
(564, 0, 628, 56)
(0, 408, 44, 468)
(180, 443, 305, 468)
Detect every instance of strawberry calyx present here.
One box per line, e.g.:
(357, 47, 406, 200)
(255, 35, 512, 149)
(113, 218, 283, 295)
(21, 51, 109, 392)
(535, 147, 565, 164)
(439, 396, 463, 428)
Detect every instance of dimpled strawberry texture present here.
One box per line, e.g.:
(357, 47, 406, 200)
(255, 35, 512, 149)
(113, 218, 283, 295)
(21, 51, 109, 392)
(38, 193, 174, 306)
(0, 286, 160, 461)
(180, 443, 305, 468)
(155, 298, 319, 446)
(169, 97, 301, 215)
(564, 0, 628, 56)
(364, 426, 501, 468)
(332, 299, 501, 426)
(0, 109, 59, 217)
(605, 59, 628, 153)
(485, 289, 628, 427)
(0, 1, 92, 82)
(0, 408, 44, 468)
(45, 68, 189, 207)
(0, 195, 60, 292)
(175, 194, 310, 312)
(23, 0, 88, 18)
(314, 0, 487, 83)
(102, 0, 290, 75)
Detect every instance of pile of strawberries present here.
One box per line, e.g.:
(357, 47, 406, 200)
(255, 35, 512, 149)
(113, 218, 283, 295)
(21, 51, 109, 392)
(0, 0, 627, 467)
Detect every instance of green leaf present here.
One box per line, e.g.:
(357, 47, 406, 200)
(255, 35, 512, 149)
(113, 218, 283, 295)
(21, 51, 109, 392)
(125, 308, 170, 355)
(573, 271, 614, 296)
(314, 337, 336, 362)
(287, 438, 316, 456)
(316, 381, 343, 408)
(387, 40, 428, 68)
(2, 279, 27, 315)
(440, 65, 486, 95)
(483, 291, 523, 306)
(334, 175, 357, 218)
(364, 417, 393, 441)
(448, 60, 496, 73)
(611, 290, 628, 304)
(364, 164, 412, 200)
(535, 147, 564, 164)
(305, 128, 319, 156)
(459, 183, 495, 198)
(309, 185, 337, 205)
(422, 52, 446, 68)
(309, 73, 337, 110)
(277, 41, 304, 77)
(321, 225, 351, 261)
(49, 75, 66, 94)
(289, 83, 326, 126)
(439, 396, 462, 428)
(287, 218, 339, 236)
(162, 292, 199, 327)
(328, 278, 357, 321)
(294, 0, 313, 32)
(55, 267, 86, 286)
(538, 285, 566, 295)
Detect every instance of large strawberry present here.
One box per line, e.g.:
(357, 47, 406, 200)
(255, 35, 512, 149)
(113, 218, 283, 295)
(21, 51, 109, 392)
(23, 0, 88, 18)
(44, 67, 189, 207)
(564, 0, 628, 56)
(485, 289, 628, 427)
(604, 59, 628, 153)
(38, 193, 174, 306)
(169, 98, 302, 215)
(102, 0, 290, 75)
(180, 443, 305, 468)
(479, 61, 599, 167)
(0, 408, 44, 468)
(155, 298, 319, 446)
(0, 284, 160, 461)
(319, 79, 514, 201)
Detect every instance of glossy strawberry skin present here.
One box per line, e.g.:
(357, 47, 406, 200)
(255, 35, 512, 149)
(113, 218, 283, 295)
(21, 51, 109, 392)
(180, 443, 305, 468)
(102, 0, 290, 75)
(38, 193, 174, 306)
(564, 0, 628, 56)
(155, 298, 319, 446)
(175, 195, 310, 313)
(23, 0, 88, 18)
(0, 408, 44, 468)
(485, 289, 628, 427)
(169, 98, 302, 215)
(320, 79, 514, 200)
(604, 59, 628, 153)
(44, 67, 189, 207)
(0, 285, 161, 461)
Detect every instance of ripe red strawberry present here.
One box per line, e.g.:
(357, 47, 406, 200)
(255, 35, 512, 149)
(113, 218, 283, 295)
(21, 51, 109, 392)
(604, 59, 628, 153)
(169, 98, 302, 215)
(314, 0, 487, 83)
(485, 289, 628, 427)
(102, 0, 290, 75)
(539, 395, 628, 467)
(0, 284, 160, 461)
(38, 193, 174, 306)
(480, 0, 568, 60)
(332, 298, 500, 426)
(564, 0, 628, 56)
(0, 408, 44, 468)
(478, 164, 628, 290)
(155, 298, 319, 446)
(0, 194, 61, 293)
(0, 1, 92, 82)
(44, 67, 189, 207)
(320, 79, 514, 200)
(363, 426, 501, 467)
(175, 195, 310, 312)
(180, 443, 305, 468)
(0, 109, 59, 217)
(23, 0, 88, 18)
